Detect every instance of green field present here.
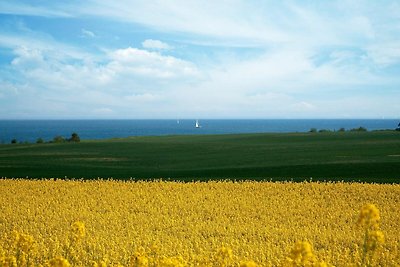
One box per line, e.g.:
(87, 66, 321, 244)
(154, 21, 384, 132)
(1, 131, 400, 182)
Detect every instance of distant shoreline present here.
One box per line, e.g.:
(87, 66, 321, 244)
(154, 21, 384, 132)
(1, 119, 399, 144)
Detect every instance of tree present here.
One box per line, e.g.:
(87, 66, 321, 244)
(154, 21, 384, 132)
(318, 129, 331, 133)
(69, 133, 80, 142)
(350, 127, 367, 132)
(53, 136, 65, 143)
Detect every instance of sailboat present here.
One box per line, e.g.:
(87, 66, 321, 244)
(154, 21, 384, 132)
(195, 119, 201, 128)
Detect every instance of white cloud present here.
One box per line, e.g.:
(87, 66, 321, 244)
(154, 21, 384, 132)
(11, 46, 45, 69)
(81, 28, 96, 38)
(0, 1, 72, 17)
(7, 42, 199, 91)
(69, 0, 398, 49)
(366, 42, 400, 66)
(93, 107, 113, 114)
(0, 33, 93, 63)
(124, 93, 161, 102)
(108, 47, 199, 79)
(142, 39, 172, 50)
(2, 1, 399, 49)
(3, 33, 399, 118)
(3, 40, 203, 118)
(1, 1, 400, 118)
(293, 101, 316, 111)
(79, 1, 289, 46)
(0, 81, 20, 96)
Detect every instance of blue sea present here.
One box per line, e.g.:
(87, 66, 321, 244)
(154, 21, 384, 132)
(0, 119, 399, 143)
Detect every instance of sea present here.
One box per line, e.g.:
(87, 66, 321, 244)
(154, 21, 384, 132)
(0, 119, 399, 143)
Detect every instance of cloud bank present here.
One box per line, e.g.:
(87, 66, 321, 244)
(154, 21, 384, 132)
(0, 0, 399, 119)
(142, 39, 172, 50)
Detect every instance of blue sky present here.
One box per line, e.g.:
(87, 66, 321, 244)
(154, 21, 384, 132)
(0, 1, 400, 119)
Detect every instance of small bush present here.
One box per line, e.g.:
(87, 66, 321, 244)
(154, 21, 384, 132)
(350, 127, 367, 132)
(318, 129, 332, 133)
(36, 138, 44, 144)
(309, 128, 317, 133)
(53, 136, 65, 143)
(69, 133, 80, 142)
(11, 139, 17, 144)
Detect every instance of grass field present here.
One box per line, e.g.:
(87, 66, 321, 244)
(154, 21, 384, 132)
(1, 131, 400, 182)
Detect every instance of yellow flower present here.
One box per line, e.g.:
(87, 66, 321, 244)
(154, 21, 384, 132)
(283, 241, 330, 267)
(0, 255, 17, 267)
(48, 256, 71, 267)
(358, 204, 386, 266)
(240, 260, 258, 267)
(214, 246, 234, 265)
(288, 241, 316, 264)
(91, 259, 108, 267)
(1, 180, 399, 266)
(366, 230, 385, 251)
(71, 221, 86, 240)
(159, 256, 186, 267)
(17, 232, 35, 253)
(357, 204, 380, 228)
(130, 253, 149, 267)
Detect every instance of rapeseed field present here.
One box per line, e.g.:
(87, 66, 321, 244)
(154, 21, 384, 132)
(0, 179, 399, 266)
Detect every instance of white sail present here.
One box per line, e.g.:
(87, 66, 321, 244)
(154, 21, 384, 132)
(195, 120, 200, 128)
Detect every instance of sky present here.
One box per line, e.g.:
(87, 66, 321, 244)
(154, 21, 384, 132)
(0, 1, 400, 119)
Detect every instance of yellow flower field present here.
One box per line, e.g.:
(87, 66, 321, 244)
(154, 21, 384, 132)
(0, 179, 399, 266)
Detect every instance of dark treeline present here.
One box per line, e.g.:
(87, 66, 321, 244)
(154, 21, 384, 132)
(9, 132, 80, 145)
(309, 126, 369, 133)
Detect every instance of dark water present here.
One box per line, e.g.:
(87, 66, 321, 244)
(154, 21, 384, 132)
(0, 119, 398, 143)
